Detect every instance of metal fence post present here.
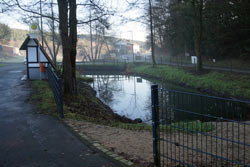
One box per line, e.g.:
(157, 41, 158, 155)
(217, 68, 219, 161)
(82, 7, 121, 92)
(151, 85, 160, 167)
(58, 78, 64, 118)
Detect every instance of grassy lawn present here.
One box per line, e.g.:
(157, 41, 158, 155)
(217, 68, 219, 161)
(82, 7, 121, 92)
(158, 55, 250, 70)
(0, 56, 25, 63)
(131, 65, 250, 99)
(203, 58, 250, 70)
(31, 80, 59, 116)
(0, 64, 6, 67)
(110, 121, 214, 133)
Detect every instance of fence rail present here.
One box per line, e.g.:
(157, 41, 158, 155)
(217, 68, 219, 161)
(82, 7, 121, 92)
(151, 85, 250, 167)
(82, 59, 127, 65)
(78, 56, 250, 74)
(47, 65, 64, 118)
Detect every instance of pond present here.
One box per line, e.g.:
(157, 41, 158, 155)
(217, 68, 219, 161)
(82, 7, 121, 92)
(82, 72, 250, 123)
(83, 72, 200, 123)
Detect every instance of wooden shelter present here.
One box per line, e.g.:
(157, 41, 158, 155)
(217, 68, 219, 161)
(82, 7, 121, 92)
(20, 36, 56, 80)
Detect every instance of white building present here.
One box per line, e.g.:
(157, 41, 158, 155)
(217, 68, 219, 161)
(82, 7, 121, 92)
(133, 44, 140, 53)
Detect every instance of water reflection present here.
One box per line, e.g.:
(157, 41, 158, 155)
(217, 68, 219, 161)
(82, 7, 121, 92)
(84, 73, 250, 123)
(158, 88, 250, 124)
(87, 74, 152, 122)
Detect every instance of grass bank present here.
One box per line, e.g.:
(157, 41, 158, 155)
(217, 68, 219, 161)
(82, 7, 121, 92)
(76, 71, 94, 82)
(31, 80, 58, 116)
(0, 64, 6, 67)
(111, 121, 214, 133)
(30, 79, 133, 123)
(131, 65, 250, 99)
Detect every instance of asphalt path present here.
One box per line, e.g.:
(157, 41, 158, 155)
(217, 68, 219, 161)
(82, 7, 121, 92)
(0, 63, 120, 167)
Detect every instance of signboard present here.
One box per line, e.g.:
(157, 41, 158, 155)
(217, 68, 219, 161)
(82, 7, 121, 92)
(29, 23, 39, 39)
(191, 56, 197, 64)
(136, 78, 142, 83)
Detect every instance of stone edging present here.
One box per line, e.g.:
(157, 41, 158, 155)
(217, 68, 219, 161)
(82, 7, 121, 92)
(63, 120, 134, 167)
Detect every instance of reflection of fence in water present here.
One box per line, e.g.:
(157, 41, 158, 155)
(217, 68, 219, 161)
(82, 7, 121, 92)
(90, 75, 128, 82)
(152, 85, 250, 167)
(159, 89, 249, 123)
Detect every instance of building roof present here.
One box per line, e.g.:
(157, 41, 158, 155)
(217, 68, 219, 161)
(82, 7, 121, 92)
(115, 41, 127, 46)
(19, 36, 32, 50)
(20, 36, 57, 72)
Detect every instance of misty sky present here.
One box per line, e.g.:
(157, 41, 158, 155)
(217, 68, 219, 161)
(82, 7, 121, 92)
(0, 0, 147, 41)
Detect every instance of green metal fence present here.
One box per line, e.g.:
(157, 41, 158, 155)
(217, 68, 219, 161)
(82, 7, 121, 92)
(151, 85, 250, 166)
(47, 65, 64, 118)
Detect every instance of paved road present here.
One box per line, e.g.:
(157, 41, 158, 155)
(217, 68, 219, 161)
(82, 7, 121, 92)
(0, 64, 120, 167)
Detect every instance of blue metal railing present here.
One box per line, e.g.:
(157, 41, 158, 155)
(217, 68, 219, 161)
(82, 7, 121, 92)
(47, 65, 64, 118)
(151, 85, 250, 167)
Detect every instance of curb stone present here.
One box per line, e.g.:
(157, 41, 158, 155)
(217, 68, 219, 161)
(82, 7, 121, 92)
(64, 120, 134, 167)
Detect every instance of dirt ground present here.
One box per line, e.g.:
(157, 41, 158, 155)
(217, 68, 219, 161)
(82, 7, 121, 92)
(65, 119, 250, 167)
(65, 119, 154, 166)
(158, 121, 250, 166)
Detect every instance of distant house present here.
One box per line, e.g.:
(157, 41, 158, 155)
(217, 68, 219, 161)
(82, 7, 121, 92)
(133, 44, 140, 53)
(0, 44, 22, 57)
(114, 41, 128, 55)
(114, 40, 141, 55)
(0, 45, 14, 57)
(115, 41, 127, 49)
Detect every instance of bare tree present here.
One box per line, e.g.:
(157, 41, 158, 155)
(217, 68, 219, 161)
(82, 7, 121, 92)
(93, 21, 108, 60)
(77, 43, 89, 61)
(0, 23, 11, 44)
(18, 0, 60, 66)
(43, 30, 61, 65)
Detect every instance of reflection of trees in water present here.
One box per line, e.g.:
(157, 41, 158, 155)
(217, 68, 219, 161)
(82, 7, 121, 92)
(123, 76, 147, 120)
(143, 94, 152, 123)
(95, 75, 122, 105)
(157, 88, 250, 124)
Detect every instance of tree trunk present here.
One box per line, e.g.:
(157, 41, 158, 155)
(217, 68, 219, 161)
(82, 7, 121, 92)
(192, 0, 203, 72)
(98, 40, 104, 59)
(69, 0, 77, 93)
(51, 0, 56, 66)
(89, 12, 94, 61)
(149, 0, 156, 66)
(105, 40, 110, 56)
(94, 29, 99, 60)
(58, 0, 74, 95)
